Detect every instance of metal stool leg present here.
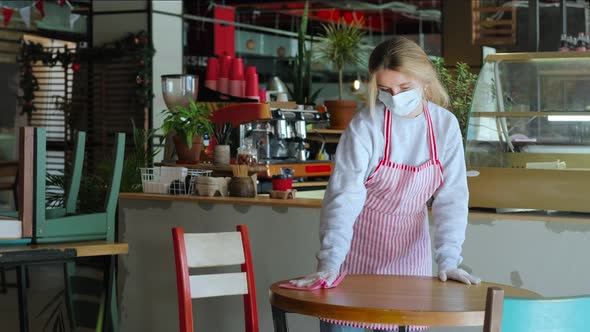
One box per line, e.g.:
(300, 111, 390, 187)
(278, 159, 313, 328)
(271, 306, 288, 332)
(12, 184, 18, 210)
(16, 265, 28, 332)
(0, 267, 6, 294)
(103, 255, 118, 332)
(63, 262, 77, 330)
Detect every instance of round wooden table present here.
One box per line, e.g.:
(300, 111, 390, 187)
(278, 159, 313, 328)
(269, 275, 539, 331)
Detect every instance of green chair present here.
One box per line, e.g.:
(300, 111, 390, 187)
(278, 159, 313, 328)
(484, 287, 590, 332)
(1, 127, 126, 331)
(37, 128, 124, 332)
(2, 127, 124, 243)
(35, 128, 125, 243)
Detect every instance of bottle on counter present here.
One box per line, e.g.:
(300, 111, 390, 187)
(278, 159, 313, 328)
(567, 36, 576, 51)
(237, 141, 258, 166)
(559, 34, 570, 52)
(200, 133, 213, 163)
(576, 32, 587, 52)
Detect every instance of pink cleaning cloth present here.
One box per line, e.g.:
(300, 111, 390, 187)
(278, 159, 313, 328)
(279, 274, 346, 290)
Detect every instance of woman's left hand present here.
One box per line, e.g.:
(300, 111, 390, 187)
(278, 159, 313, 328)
(438, 268, 481, 285)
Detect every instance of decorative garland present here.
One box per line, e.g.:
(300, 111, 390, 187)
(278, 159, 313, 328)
(18, 30, 155, 116)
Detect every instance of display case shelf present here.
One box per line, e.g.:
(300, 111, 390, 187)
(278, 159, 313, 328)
(466, 51, 590, 213)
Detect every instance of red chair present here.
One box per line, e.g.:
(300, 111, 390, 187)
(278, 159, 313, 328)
(172, 225, 259, 332)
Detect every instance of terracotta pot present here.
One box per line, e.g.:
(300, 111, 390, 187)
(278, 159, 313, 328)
(325, 100, 357, 129)
(173, 135, 203, 164)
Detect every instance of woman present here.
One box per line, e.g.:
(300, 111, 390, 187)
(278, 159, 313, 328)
(290, 37, 481, 331)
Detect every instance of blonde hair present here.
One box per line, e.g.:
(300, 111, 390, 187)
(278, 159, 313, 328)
(367, 37, 449, 114)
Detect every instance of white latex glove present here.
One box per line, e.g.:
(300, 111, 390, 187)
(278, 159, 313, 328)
(289, 271, 339, 288)
(439, 268, 481, 285)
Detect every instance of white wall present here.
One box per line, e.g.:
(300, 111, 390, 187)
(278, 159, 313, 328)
(119, 199, 590, 332)
(91, 0, 183, 161)
(92, 1, 148, 46)
(151, 1, 183, 161)
(152, 0, 182, 13)
(93, 13, 148, 45)
(93, 1, 148, 11)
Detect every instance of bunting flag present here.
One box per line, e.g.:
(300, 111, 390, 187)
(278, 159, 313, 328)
(19, 6, 31, 28)
(69, 13, 80, 29)
(2, 0, 76, 29)
(2, 6, 14, 27)
(34, 0, 45, 18)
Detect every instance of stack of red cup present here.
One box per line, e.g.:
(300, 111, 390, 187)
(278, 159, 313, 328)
(204, 58, 219, 91)
(245, 66, 259, 101)
(258, 88, 267, 103)
(218, 55, 232, 95)
(203, 55, 265, 102)
(229, 57, 244, 97)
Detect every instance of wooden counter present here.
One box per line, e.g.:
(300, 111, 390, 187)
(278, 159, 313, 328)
(119, 193, 590, 223)
(155, 161, 333, 178)
(119, 193, 323, 209)
(118, 191, 590, 332)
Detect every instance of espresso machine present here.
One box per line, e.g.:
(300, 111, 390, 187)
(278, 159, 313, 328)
(238, 105, 329, 163)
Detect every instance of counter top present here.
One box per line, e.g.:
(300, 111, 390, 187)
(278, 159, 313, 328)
(119, 193, 590, 223)
(469, 209, 590, 224)
(119, 193, 323, 209)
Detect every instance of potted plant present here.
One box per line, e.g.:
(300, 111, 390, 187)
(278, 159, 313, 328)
(287, 1, 323, 105)
(433, 58, 478, 141)
(316, 18, 367, 129)
(161, 98, 213, 163)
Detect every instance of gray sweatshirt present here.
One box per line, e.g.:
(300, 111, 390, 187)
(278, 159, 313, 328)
(317, 101, 468, 274)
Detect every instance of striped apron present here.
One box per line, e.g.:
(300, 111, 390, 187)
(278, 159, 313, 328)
(325, 104, 443, 331)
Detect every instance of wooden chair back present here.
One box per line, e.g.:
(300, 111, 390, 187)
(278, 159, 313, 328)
(172, 225, 259, 332)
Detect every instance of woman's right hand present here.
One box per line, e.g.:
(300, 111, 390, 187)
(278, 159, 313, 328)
(288, 271, 340, 288)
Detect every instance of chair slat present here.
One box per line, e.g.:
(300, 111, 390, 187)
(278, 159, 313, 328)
(184, 232, 245, 268)
(65, 132, 85, 215)
(19, 127, 34, 238)
(189, 272, 248, 299)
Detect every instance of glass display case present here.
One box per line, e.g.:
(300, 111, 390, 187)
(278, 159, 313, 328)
(466, 52, 590, 213)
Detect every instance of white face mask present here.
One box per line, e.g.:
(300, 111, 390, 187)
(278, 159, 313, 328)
(378, 88, 423, 117)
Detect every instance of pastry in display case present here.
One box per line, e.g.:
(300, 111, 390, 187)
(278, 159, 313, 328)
(465, 51, 590, 213)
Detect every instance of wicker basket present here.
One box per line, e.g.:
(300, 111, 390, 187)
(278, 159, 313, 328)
(140, 167, 212, 195)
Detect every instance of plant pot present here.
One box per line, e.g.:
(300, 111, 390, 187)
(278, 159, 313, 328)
(213, 144, 231, 165)
(229, 176, 256, 198)
(173, 135, 203, 164)
(325, 100, 357, 129)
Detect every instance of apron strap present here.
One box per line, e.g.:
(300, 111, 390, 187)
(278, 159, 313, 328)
(423, 103, 438, 161)
(383, 108, 392, 161)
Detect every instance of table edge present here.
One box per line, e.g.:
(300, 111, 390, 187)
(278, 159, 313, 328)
(269, 277, 540, 327)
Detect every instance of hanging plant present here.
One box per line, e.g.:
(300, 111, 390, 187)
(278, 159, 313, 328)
(18, 30, 155, 116)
